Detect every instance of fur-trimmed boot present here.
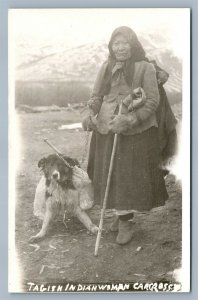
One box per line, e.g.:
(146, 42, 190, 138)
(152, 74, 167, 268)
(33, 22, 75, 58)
(110, 213, 134, 232)
(116, 213, 134, 245)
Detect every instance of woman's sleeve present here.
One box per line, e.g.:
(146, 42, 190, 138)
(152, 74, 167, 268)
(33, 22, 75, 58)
(87, 62, 107, 115)
(135, 62, 160, 124)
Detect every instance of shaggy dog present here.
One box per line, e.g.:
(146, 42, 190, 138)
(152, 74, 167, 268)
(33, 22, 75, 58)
(29, 154, 98, 243)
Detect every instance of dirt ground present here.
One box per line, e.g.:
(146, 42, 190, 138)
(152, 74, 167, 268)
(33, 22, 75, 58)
(14, 110, 182, 292)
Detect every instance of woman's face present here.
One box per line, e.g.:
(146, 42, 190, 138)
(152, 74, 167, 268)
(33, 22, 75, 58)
(111, 34, 131, 61)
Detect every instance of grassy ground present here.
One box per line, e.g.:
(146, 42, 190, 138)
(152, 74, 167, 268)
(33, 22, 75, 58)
(14, 109, 182, 292)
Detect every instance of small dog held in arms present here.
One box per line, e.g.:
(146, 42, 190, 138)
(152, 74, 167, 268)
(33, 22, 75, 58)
(29, 154, 98, 243)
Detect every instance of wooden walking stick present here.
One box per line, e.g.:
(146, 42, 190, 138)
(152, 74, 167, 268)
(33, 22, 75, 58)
(94, 102, 123, 256)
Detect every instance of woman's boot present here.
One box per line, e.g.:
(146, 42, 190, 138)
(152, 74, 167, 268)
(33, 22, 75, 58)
(116, 213, 134, 245)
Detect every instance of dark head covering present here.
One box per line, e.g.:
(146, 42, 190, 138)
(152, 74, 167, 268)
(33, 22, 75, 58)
(100, 26, 146, 95)
(108, 26, 145, 61)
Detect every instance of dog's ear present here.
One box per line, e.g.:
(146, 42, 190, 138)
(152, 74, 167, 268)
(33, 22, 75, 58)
(38, 157, 47, 169)
(73, 158, 80, 167)
(63, 156, 80, 167)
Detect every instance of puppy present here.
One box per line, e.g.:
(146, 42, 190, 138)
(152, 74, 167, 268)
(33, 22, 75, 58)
(29, 154, 98, 243)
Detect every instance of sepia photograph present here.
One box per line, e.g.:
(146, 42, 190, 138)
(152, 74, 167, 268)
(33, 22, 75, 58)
(8, 8, 190, 293)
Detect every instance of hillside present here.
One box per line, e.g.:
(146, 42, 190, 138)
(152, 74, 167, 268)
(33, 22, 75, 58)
(15, 34, 182, 95)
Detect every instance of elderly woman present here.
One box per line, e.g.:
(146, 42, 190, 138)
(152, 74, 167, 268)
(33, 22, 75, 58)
(82, 26, 169, 245)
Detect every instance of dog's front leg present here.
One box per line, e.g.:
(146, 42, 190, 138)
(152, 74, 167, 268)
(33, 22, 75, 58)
(74, 206, 98, 234)
(29, 198, 57, 243)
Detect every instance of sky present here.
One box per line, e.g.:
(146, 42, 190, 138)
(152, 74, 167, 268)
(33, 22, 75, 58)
(9, 8, 189, 58)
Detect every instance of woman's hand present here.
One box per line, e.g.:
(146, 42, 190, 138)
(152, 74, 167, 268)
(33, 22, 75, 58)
(82, 115, 97, 131)
(109, 114, 138, 134)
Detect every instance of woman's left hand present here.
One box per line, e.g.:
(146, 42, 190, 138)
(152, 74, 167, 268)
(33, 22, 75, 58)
(109, 114, 137, 134)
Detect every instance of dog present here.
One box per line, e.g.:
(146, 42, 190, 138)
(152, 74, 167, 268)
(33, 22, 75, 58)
(29, 154, 98, 243)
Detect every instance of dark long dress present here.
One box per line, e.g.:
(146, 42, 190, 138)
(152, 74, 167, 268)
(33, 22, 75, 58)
(87, 69, 168, 211)
(87, 127, 168, 211)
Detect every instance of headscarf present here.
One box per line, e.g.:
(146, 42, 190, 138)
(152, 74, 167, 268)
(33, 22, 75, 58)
(99, 26, 146, 95)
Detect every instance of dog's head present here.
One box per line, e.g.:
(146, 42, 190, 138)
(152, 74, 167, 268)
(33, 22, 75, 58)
(38, 154, 80, 184)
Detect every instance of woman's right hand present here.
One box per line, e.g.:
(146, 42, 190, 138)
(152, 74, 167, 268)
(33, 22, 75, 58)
(82, 115, 96, 131)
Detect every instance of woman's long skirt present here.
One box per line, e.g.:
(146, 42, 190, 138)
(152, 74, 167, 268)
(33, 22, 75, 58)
(87, 127, 168, 211)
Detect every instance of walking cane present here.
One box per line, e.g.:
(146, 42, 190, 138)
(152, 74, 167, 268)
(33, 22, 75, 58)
(94, 102, 123, 256)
